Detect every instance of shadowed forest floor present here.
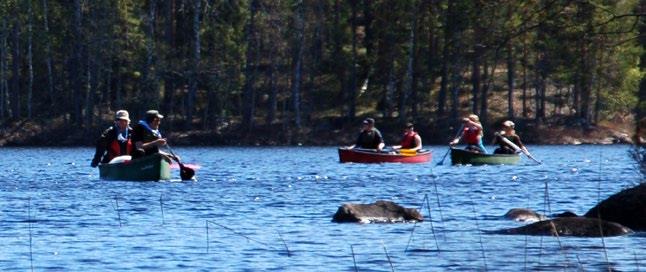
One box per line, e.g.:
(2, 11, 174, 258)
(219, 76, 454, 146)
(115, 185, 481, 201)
(0, 114, 637, 147)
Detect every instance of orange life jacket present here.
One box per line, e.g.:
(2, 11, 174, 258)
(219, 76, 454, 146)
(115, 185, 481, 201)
(399, 131, 418, 149)
(462, 126, 481, 145)
(106, 138, 132, 162)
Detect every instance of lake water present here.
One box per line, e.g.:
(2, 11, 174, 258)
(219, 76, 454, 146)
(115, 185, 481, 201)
(0, 145, 643, 271)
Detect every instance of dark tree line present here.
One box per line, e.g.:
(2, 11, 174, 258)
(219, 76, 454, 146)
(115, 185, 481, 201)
(0, 0, 643, 136)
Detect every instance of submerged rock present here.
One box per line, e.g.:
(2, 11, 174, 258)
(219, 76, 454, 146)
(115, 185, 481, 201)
(503, 208, 547, 222)
(332, 200, 423, 223)
(492, 217, 633, 237)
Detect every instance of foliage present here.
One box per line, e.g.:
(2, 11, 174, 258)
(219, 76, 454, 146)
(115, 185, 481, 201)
(0, 0, 641, 140)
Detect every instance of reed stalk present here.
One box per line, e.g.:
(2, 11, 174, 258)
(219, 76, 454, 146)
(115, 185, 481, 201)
(207, 220, 278, 251)
(159, 195, 165, 225)
(277, 230, 291, 257)
(381, 242, 395, 272)
(351, 245, 358, 272)
(115, 194, 122, 227)
(470, 195, 488, 271)
(424, 194, 441, 250)
(597, 151, 611, 271)
(429, 167, 446, 238)
(29, 197, 34, 272)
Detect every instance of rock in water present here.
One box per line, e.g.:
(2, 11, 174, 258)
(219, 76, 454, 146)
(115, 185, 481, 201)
(492, 217, 633, 237)
(584, 183, 646, 231)
(332, 200, 423, 223)
(503, 208, 547, 222)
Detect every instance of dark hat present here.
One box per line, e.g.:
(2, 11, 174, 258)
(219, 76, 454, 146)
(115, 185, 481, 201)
(363, 118, 375, 125)
(405, 122, 414, 128)
(146, 110, 164, 120)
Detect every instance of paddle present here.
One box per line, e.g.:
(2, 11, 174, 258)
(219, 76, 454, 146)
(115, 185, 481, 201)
(498, 135, 541, 164)
(437, 123, 466, 165)
(139, 120, 196, 180)
(164, 143, 196, 180)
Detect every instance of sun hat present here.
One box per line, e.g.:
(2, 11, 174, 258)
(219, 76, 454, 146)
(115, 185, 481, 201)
(115, 110, 130, 122)
(503, 120, 515, 128)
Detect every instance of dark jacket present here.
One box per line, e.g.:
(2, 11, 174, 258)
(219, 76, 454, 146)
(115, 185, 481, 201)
(355, 128, 384, 149)
(493, 134, 524, 154)
(131, 123, 162, 159)
(91, 126, 133, 167)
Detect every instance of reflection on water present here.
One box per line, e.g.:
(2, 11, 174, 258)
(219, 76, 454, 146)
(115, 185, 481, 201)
(0, 145, 642, 271)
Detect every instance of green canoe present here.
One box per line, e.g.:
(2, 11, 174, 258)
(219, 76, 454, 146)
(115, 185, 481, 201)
(450, 148, 521, 165)
(98, 153, 171, 181)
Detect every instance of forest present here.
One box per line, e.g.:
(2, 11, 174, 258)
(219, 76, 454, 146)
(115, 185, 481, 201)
(0, 0, 645, 146)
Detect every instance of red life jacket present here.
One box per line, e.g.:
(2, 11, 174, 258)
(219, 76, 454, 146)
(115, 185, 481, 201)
(399, 131, 418, 149)
(106, 139, 132, 162)
(462, 126, 481, 145)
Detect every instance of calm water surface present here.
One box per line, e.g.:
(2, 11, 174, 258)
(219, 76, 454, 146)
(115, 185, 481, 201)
(0, 145, 644, 271)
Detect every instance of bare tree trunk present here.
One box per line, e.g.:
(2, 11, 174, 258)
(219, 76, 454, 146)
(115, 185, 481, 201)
(43, 0, 55, 108)
(306, 0, 324, 119)
(506, 42, 515, 119)
(72, 0, 83, 126)
(85, 4, 95, 128)
(386, 61, 394, 118)
(348, 0, 357, 120)
(400, 17, 416, 121)
(187, 0, 201, 128)
(163, 0, 176, 119)
(594, 46, 605, 125)
(242, 0, 259, 130)
(267, 59, 277, 124)
(471, 44, 482, 115)
(0, 18, 7, 121)
(522, 24, 529, 117)
(438, 36, 448, 117)
(10, 17, 20, 119)
(27, 0, 33, 119)
(293, 0, 303, 128)
(333, 0, 347, 118)
(425, 0, 438, 114)
(480, 60, 490, 125)
(449, 33, 462, 120)
(142, 0, 157, 115)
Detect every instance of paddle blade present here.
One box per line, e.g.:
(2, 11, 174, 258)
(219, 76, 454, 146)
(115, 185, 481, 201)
(179, 165, 195, 180)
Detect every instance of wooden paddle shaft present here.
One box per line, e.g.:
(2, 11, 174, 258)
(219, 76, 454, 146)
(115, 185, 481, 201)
(499, 136, 522, 152)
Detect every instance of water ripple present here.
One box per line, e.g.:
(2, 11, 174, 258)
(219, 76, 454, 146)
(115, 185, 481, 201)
(0, 146, 642, 271)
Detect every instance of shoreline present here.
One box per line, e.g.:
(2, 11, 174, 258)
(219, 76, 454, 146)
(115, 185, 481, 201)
(0, 120, 636, 147)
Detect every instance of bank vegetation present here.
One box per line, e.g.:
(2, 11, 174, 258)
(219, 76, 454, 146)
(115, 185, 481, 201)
(0, 0, 645, 146)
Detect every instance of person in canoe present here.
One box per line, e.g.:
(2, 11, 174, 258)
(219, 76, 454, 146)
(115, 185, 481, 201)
(391, 122, 422, 152)
(449, 114, 488, 153)
(345, 118, 385, 152)
(90, 110, 133, 167)
(492, 120, 535, 159)
(131, 110, 179, 161)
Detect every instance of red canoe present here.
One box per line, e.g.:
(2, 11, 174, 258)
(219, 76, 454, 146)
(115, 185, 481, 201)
(338, 148, 433, 163)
